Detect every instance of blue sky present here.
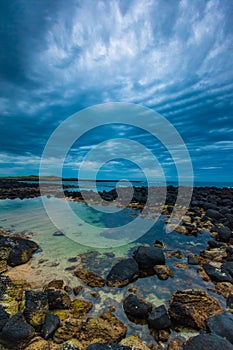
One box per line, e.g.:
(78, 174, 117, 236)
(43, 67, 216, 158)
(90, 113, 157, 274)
(0, 0, 232, 182)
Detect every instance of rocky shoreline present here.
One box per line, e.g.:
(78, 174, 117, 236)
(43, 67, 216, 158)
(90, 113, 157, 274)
(0, 180, 233, 349)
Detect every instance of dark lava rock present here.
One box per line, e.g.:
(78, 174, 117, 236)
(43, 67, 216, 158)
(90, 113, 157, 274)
(123, 294, 152, 323)
(216, 226, 232, 243)
(183, 334, 233, 350)
(208, 240, 225, 249)
(0, 305, 10, 331)
(23, 290, 49, 328)
(1, 312, 35, 349)
(47, 289, 71, 309)
(148, 304, 171, 330)
(133, 246, 165, 271)
(227, 294, 233, 309)
(169, 289, 223, 329)
(106, 258, 139, 287)
(41, 312, 60, 340)
(86, 344, 131, 350)
(222, 261, 233, 277)
(206, 312, 233, 344)
(205, 209, 223, 221)
(188, 253, 199, 265)
(74, 269, 105, 288)
(203, 263, 233, 283)
(0, 234, 39, 267)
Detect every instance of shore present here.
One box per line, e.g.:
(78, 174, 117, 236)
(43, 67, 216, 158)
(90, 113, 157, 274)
(0, 179, 233, 349)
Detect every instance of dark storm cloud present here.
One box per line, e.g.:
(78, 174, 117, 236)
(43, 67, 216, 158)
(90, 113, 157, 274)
(0, 0, 232, 180)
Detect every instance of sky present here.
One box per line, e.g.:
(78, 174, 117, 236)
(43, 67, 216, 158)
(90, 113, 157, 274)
(0, 0, 232, 183)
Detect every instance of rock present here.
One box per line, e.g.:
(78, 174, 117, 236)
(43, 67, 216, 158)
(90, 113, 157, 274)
(167, 338, 183, 350)
(76, 312, 127, 345)
(206, 312, 233, 344)
(1, 312, 35, 349)
(200, 248, 227, 262)
(0, 259, 8, 273)
(120, 335, 150, 350)
(153, 265, 174, 280)
(174, 263, 188, 269)
(23, 290, 49, 328)
(106, 258, 139, 287)
(183, 334, 233, 350)
(166, 250, 183, 259)
(227, 294, 233, 309)
(154, 240, 165, 248)
(47, 289, 71, 310)
(216, 226, 232, 242)
(222, 261, 233, 277)
(24, 336, 50, 350)
(123, 294, 152, 323)
(148, 304, 171, 330)
(62, 339, 82, 350)
(198, 266, 210, 281)
(41, 312, 60, 340)
(0, 305, 10, 331)
(215, 282, 233, 298)
(87, 344, 131, 350)
(0, 235, 39, 267)
(206, 209, 223, 221)
(203, 263, 233, 283)
(45, 280, 64, 290)
(188, 253, 199, 265)
(73, 286, 83, 296)
(169, 289, 223, 329)
(157, 329, 170, 342)
(53, 317, 83, 344)
(133, 246, 165, 272)
(74, 269, 105, 288)
(71, 299, 93, 317)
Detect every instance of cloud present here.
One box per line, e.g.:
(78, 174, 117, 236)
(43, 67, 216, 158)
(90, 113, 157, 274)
(0, 0, 232, 180)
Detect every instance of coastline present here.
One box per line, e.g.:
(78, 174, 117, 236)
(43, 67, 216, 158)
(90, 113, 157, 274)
(0, 179, 233, 349)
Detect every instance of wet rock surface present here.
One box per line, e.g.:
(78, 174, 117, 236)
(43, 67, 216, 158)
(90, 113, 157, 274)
(183, 334, 233, 350)
(206, 312, 233, 344)
(74, 269, 105, 288)
(123, 294, 152, 323)
(106, 258, 139, 287)
(169, 289, 223, 329)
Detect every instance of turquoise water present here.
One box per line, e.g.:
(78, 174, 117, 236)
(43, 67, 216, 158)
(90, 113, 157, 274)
(0, 196, 219, 343)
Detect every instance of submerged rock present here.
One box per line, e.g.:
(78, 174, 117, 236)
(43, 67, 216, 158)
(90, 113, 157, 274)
(153, 265, 174, 280)
(106, 258, 139, 287)
(183, 334, 233, 350)
(1, 312, 35, 349)
(123, 294, 152, 324)
(74, 269, 105, 288)
(169, 289, 223, 329)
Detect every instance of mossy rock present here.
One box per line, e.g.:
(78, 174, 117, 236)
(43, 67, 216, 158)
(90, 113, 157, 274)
(1, 295, 19, 315)
(71, 299, 93, 317)
(7, 280, 30, 301)
(76, 312, 127, 345)
(120, 336, 151, 350)
(0, 247, 11, 260)
(53, 318, 83, 344)
(24, 336, 50, 350)
(0, 260, 7, 274)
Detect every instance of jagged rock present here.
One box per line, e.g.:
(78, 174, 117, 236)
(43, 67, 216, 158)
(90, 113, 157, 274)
(74, 269, 105, 288)
(53, 317, 83, 344)
(154, 265, 174, 280)
(133, 246, 165, 272)
(41, 312, 60, 340)
(45, 280, 64, 290)
(169, 289, 223, 329)
(106, 258, 139, 287)
(200, 248, 227, 262)
(215, 282, 233, 298)
(47, 289, 71, 310)
(183, 334, 233, 350)
(0, 305, 10, 331)
(206, 312, 233, 344)
(148, 305, 171, 330)
(23, 290, 49, 328)
(123, 294, 152, 324)
(203, 263, 233, 283)
(76, 312, 127, 345)
(1, 312, 35, 349)
(120, 335, 150, 350)
(73, 286, 83, 296)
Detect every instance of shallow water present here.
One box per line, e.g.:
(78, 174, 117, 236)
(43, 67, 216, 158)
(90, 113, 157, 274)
(0, 196, 221, 344)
